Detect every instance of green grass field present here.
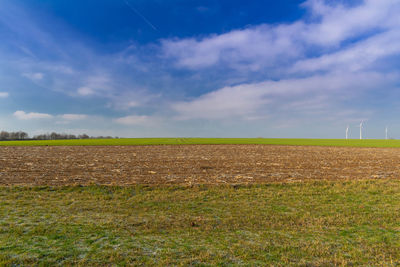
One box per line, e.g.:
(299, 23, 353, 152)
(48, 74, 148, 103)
(1, 137, 400, 147)
(1, 180, 400, 265)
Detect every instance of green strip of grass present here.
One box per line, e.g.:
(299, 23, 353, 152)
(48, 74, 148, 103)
(1, 137, 400, 147)
(1, 180, 400, 265)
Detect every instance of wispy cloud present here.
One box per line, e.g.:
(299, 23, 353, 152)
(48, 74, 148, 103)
(291, 29, 400, 73)
(161, 23, 304, 70)
(22, 72, 44, 81)
(114, 115, 152, 125)
(302, 0, 400, 45)
(0, 92, 9, 98)
(161, 0, 400, 72)
(161, 0, 400, 130)
(172, 71, 397, 121)
(77, 87, 95, 96)
(60, 114, 88, 120)
(14, 110, 53, 120)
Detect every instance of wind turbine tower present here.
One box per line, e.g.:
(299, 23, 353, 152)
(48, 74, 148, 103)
(386, 126, 388, 140)
(346, 125, 349, 140)
(359, 121, 363, 140)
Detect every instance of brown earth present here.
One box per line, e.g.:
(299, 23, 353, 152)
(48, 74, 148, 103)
(0, 145, 399, 186)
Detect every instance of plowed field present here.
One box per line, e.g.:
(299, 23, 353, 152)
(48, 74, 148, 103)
(1, 145, 399, 186)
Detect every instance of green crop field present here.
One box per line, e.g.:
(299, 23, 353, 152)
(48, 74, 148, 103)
(1, 180, 400, 265)
(1, 137, 400, 147)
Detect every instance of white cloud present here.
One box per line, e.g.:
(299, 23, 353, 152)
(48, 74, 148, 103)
(114, 115, 151, 125)
(85, 75, 112, 91)
(292, 29, 400, 73)
(302, 0, 400, 45)
(13, 110, 53, 120)
(161, 23, 304, 70)
(77, 86, 95, 96)
(125, 101, 140, 108)
(60, 114, 88, 120)
(22, 72, 44, 81)
(0, 92, 9, 98)
(163, 0, 400, 129)
(161, 0, 400, 70)
(76, 75, 112, 96)
(172, 71, 397, 120)
(173, 83, 269, 119)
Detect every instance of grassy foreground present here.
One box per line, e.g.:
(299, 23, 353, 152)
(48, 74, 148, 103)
(1, 180, 400, 265)
(1, 137, 400, 147)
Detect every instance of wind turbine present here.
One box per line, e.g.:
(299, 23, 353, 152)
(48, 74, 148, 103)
(386, 126, 388, 140)
(359, 121, 364, 140)
(346, 125, 349, 140)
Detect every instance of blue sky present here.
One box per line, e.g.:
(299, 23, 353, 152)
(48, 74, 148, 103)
(1, 0, 400, 138)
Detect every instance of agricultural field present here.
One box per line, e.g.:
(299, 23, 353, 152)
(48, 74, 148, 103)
(2, 143, 400, 265)
(1, 137, 400, 147)
(1, 144, 400, 186)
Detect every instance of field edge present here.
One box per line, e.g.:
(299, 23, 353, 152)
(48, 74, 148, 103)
(1, 137, 400, 147)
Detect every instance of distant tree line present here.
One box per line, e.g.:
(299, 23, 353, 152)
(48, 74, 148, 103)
(0, 131, 28, 140)
(33, 133, 89, 140)
(0, 131, 116, 141)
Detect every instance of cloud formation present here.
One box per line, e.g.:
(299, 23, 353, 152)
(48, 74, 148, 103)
(0, 92, 8, 98)
(291, 29, 400, 73)
(114, 115, 151, 125)
(162, 0, 400, 71)
(22, 72, 44, 81)
(161, 23, 304, 71)
(77, 87, 95, 96)
(2, 0, 400, 137)
(172, 71, 397, 120)
(164, 0, 400, 127)
(60, 114, 88, 120)
(14, 110, 53, 120)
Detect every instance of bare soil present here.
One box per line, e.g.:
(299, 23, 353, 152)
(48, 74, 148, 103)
(1, 145, 399, 186)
